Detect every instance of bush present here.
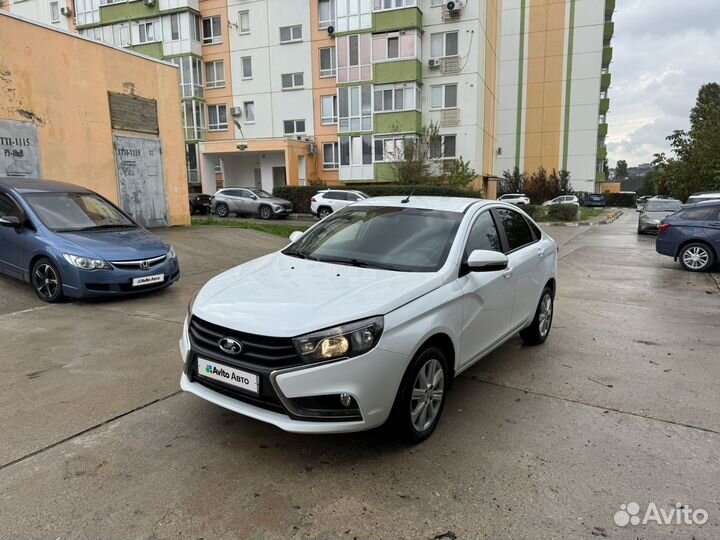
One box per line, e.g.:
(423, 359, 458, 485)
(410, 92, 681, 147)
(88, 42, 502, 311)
(603, 192, 637, 207)
(273, 184, 483, 214)
(521, 204, 545, 220)
(547, 203, 579, 221)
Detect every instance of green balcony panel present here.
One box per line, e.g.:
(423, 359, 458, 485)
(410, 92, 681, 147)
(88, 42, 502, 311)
(373, 59, 422, 84)
(599, 98, 610, 114)
(597, 147, 607, 161)
(596, 171, 607, 183)
(374, 110, 422, 134)
(604, 21, 614, 39)
(598, 123, 608, 138)
(128, 42, 164, 59)
(374, 163, 397, 182)
(373, 7, 422, 32)
(601, 72, 612, 90)
(605, 0, 615, 16)
(602, 46, 613, 67)
(100, 0, 159, 23)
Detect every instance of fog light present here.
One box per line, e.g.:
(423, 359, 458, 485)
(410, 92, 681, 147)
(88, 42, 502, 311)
(339, 393, 353, 407)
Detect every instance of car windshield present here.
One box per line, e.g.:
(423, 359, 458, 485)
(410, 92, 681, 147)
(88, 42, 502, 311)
(24, 192, 137, 232)
(249, 189, 273, 198)
(283, 206, 463, 272)
(645, 200, 682, 212)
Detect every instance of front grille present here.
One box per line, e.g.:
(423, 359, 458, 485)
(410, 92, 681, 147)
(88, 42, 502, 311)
(189, 316, 301, 369)
(111, 254, 167, 270)
(281, 203, 292, 210)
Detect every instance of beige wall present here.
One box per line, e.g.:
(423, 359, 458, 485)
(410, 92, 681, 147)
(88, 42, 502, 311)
(0, 13, 190, 225)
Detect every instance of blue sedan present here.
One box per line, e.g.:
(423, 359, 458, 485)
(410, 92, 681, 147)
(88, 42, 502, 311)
(656, 201, 720, 272)
(0, 178, 180, 302)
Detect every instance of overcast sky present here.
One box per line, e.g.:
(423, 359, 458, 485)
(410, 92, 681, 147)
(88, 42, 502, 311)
(606, 0, 720, 167)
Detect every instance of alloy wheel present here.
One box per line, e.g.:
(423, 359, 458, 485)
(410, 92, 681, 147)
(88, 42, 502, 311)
(682, 246, 709, 270)
(410, 358, 444, 432)
(34, 264, 59, 300)
(260, 206, 272, 220)
(538, 293, 553, 337)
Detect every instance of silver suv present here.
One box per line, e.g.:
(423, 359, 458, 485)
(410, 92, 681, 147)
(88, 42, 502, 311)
(211, 188, 292, 220)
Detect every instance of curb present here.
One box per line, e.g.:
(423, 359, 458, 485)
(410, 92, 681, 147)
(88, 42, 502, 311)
(599, 210, 624, 224)
(544, 221, 593, 227)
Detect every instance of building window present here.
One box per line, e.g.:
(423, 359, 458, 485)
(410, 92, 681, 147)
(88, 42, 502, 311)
(208, 104, 228, 131)
(374, 83, 420, 113)
(336, 33, 372, 83)
(319, 47, 336, 77)
(183, 101, 206, 141)
(281, 72, 304, 90)
(136, 19, 161, 44)
(321, 95, 338, 125)
(74, 0, 100, 26)
(430, 84, 457, 109)
(238, 10, 250, 33)
(202, 16, 222, 45)
(323, 142, 339, 169)
(205, 60, 225, 88)
(190, 14, 201, 42)
(172, 56, 204, 98)
(373, 135, 410, 162)
(49, 1, 60, 22)
(319, 0, 335, 29)
(430, 31, 458, 58)
(372, 30, 418, 62)
(244, 102, 255, 123)
(213, 158, 223, 174)
(373, 0, 415, 11)
(169, 13, 180, 40)
(279, 24, 302, 43)
(430, 135, 456, 159)
(339, 135, 373, 166)
(430, 0, 444, 5)
(338, 85, 372, 132)
(283, 119, 306, 135)
(241, 57, 252, 79)
(336, 0, 372, 33)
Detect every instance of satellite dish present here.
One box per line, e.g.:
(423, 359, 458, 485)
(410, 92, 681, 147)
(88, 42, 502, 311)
(327, 25, 335, 36)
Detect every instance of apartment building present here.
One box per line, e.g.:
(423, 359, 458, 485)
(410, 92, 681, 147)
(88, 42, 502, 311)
(496, 0, 614, 192)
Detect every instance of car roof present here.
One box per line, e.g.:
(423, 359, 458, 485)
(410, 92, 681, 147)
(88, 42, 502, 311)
(683, 200, 720, 208)
(0, 177, 91, 194)
(319, 189, 365, 193)
(688, 193, 720, 198)
(358, 196, 490, 213)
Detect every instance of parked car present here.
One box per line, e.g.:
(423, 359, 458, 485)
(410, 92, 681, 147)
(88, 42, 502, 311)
(189, 193, 212, 215)
(584, 194, 606, 208)
(637, 195, 652, 207)
(686, 192, 720, 205)
(543, 195, 579, 206)
(0, 178, 180, 302)
(212, 188, 292, 220)
(498, 193, 531, 206)
(310, 189, 369, 219)
(181, 197, 558, 443)
(656, 201, 720, 272)
(637, 197, 682, 234)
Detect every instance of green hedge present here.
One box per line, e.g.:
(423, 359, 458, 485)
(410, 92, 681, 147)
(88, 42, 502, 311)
(522, 204, 544, 220)
(547, 203, 579, 221)
(273, 185, 482, 214)
(604, 192, 637, 207)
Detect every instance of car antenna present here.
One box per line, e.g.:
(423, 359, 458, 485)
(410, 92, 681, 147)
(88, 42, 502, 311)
(401, 189, 416, 204)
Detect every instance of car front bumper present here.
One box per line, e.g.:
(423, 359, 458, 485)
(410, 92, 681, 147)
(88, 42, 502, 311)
(178, 319, 409, 434)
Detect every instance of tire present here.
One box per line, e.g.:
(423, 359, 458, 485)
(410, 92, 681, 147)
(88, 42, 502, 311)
(258, 205, 273, 220)
(520, 286, 554, 345)
(318, 206, 332, 219)
(31, 257, 64, 303)
(215, 203, 229, 218)
(637, 226, 644, 235)
(390, 346, 449, 444)
(679, 242, 715, 272)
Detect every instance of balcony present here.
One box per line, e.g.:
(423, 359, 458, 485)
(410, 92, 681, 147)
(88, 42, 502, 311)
(374, 110, 422, 134)
(374, 163, 396, 182)
(373, 7, 422, 32)
(596, 171, 606, 183)
(597, 147, 607, 161)
(605, 0, 615, 17)
(598, 123, 608, 138)
(601, 72, 612, 90)
(439, 107, 460, 127)
(100, 0, 158, 24)
(128, 42, 164, 59)
(602, 47, 613, 67)
(373, 59, 422, 84)
(604, 21, 614, 40)
(599, 98, 610, 114)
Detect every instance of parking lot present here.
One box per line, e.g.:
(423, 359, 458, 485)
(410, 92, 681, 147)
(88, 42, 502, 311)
(1, 213, 719, 539)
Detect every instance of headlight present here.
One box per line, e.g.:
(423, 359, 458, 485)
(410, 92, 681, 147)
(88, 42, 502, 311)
(293, 316, 384, 363)
(63, 254, 112, 270)
(272, 204, 282, 211)
(167, 247, 177, 260)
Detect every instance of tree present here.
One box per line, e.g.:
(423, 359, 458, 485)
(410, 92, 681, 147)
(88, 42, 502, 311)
(443, 157, 478, 187)
(499, 166, 526, 195)
(615, 160, 628, 178)
(524, 167, 561, 204)
(388, 123, 440, 184)
(559, 169, 573, 193)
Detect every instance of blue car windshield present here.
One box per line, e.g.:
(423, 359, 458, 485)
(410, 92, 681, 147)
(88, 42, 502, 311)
(24, 192, 137, 232)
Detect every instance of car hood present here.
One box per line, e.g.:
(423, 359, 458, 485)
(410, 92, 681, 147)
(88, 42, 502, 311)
(192, 252, 444, 337)
(261, 197, 291, 205)
(56, 227, 170, 261)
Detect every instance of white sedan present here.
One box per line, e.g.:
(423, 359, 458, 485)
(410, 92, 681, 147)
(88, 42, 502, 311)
(543, 195, 579, 206)
(181, 197, 558, 443)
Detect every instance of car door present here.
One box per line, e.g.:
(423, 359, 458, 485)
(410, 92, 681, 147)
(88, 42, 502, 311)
(458, 209, 515, 368)
(0, 192, 31, 279)
(493, 207, 545, 329)
(236, 189, 257, 214)
(329, 191, 347, 211)
(344, 192, 362, 208)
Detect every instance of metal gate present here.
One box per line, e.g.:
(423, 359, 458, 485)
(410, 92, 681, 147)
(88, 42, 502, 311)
(114, 135, 168, 228)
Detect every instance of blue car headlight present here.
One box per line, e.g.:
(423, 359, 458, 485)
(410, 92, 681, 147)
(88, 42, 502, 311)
(63, 254, 112, 270)
(167, 246, 177, 260)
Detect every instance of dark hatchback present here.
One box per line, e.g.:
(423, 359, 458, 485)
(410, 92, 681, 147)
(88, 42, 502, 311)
(656, 201, 720, 272)
(189, 193, 212, 215)
(0, 178, 180, 302)
(584, 194, 606, 207)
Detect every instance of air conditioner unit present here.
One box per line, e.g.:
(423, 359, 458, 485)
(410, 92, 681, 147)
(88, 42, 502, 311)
(230, 106, 242, 117)
(447, 0, 466, 11)
(308, 144, 317, 155)
(60, 6, 72, 16)
(428, 58, 441, 69)
(143, 0, 155, 7)
(327, 25, 335, 37)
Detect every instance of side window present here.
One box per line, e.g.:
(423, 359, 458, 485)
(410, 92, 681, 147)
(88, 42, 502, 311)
(681, 207, 715, 221)
(527, 217, 542, 240)
(495, 208, 535, 252)
(335, 192, 348, 201)
(323, 192, 339, 200)
(0, 193, 22, 218)
(346, 193, 359, 202)
(239, 190, 253, 198)
(464, 211, 501, 259)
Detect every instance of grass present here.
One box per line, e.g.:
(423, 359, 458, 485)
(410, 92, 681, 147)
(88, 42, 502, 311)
(192, 216, 309, 238)
(579, 207, 606, 221)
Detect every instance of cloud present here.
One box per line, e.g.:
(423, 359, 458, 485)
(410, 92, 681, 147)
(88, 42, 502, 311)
(606, 0, 720, 167)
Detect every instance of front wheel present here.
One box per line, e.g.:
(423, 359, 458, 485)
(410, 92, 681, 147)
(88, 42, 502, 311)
(215, 203, 229, 218)
(318, 207, 332, 219)
(32, 257, 64, 303)
(390, 347, 449, 444)
(520, 287, 554, 345)
(679, 242, 715, 272)
(258, 205, 272, 220)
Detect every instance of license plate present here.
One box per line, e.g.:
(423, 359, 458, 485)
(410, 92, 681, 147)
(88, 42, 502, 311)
(197, 358, 259, 394)
(132, 274, 164, 287)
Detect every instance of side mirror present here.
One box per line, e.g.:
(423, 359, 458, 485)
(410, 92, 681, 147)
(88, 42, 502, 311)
(0, 216, 21, 228)
(636, 208, 642, 213)
(467, 249, 509, 272)
(289, 231, 303, 243)
(251, 195, 258, 200)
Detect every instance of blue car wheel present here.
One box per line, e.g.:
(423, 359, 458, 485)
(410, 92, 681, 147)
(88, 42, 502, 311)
(32, 257, 64, 303)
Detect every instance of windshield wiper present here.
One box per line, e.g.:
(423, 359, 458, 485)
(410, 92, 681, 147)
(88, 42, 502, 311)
(283, 251, 318, 261)
(315, 257, 399, 271)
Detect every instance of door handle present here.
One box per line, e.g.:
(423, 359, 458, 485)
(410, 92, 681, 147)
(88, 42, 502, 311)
(502, 268, 513, 279)
(537, 247, 546, 258)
